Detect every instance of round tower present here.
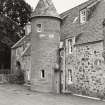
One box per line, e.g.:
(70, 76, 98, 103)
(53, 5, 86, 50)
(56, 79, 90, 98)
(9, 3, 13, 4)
(31, 0, 61, 93)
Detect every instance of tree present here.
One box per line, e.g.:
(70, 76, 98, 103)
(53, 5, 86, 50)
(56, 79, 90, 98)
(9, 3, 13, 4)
(0, 0, 32, 37)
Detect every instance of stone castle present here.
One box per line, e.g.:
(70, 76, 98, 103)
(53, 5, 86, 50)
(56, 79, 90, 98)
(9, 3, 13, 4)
(11, 0, 105, 99)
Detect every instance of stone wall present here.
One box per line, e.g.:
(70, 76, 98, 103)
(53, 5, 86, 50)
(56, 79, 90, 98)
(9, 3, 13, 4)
(31, 17, 61, 93)
(65, 41, 105, 99)
(22, 55, 31, 82)
(11, 46, 23, 74)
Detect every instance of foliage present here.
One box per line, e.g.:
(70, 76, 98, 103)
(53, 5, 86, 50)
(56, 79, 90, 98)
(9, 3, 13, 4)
(0, 0, 32, 38)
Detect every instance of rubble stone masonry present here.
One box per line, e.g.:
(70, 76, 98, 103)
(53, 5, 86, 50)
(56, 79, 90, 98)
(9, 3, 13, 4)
(65, 41, 105, 99)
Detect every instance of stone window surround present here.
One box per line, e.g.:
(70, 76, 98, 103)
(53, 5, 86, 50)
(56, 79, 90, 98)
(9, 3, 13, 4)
(68, 69, 73, 84)
(80, 8, 87, 24)
(66, 37, 75, 54)
(36, 23, 42, 32)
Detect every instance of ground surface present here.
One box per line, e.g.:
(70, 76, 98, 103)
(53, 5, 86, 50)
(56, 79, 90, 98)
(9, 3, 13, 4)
(0, 84, 105, 105)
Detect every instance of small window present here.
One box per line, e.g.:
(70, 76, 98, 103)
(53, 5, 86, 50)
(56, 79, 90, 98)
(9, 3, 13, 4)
(59, 41, 63, 48)
(25, 23, 31, 35)
(68, 39, 72, 54)
(67, 37, 75, 54)
(41, 70, 45, 79)
(66, 37, 75, 55)
(16, 61, 21, 69)
(80, 9, 87, 24)
(68, 69, 73, 84)
(36, 24, 42, 32)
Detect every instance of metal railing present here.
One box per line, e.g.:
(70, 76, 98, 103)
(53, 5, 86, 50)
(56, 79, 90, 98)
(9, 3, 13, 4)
(0, 69, 11, 74)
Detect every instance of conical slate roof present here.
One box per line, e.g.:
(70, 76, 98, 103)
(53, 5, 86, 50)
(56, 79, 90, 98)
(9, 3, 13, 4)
(31, 0, 61, 19)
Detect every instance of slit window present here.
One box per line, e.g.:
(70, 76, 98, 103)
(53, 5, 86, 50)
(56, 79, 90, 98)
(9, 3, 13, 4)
(36, 24, 42, 32)
(41, 70, 45, 79)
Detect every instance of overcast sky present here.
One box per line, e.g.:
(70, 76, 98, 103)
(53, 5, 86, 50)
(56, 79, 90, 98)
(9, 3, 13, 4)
(25, 0, 88, 13)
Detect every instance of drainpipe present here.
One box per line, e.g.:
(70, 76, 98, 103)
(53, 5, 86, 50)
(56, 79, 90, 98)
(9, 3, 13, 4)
(102, 19, 105, 59)
(58, 48, 64, 94)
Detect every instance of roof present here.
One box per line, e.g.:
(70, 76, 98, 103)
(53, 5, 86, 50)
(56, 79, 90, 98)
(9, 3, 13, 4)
(75, 31, 103, 45)
(60, 0, 103, 44)
(60, 0, 99, 19)
(31, 0, 61, 19)
(12, 35, 31, 49)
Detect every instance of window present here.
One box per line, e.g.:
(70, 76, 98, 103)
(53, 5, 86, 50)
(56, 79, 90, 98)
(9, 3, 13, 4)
(36, 24, 42, 32)
(68, 39, 73, 54)
(68, 69, 73, 84)
(66, 37, 75, 54)
(16, 61, 21, 70)
(59, 41, 63, 48)
(41, 70, 45, 79)
(25, 23, 31, 35)
(80, 9, 87, 24)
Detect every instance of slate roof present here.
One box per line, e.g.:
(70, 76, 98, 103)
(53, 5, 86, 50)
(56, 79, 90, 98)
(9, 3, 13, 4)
(60, 0, 97, 19)
(31, 0, 61, 19)
(60, 0, 104, 44)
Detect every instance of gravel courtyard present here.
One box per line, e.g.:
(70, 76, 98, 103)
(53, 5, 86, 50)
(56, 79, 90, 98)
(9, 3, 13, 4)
(0, 84, 105, 105)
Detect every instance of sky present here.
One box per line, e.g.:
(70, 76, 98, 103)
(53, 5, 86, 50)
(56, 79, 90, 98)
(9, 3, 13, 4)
(25, 0, 88, 13)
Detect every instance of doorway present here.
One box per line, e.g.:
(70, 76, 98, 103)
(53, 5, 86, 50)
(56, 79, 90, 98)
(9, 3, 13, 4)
(0, 42, 11, 74)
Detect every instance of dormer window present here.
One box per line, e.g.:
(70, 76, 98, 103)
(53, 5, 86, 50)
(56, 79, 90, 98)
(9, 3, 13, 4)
(36, 24, 42, 32)
(80, 9, 87, 24)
